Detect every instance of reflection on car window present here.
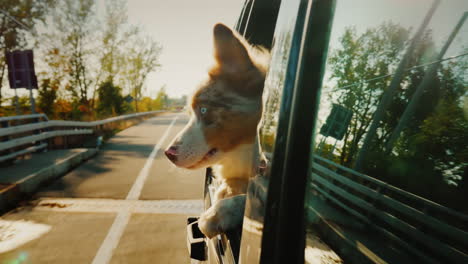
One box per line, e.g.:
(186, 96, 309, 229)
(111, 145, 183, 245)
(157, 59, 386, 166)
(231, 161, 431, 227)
(305, 0, 468, 263)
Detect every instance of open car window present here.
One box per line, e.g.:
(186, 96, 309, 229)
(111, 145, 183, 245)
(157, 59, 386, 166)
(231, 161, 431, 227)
(239, 0, 303, 262)
(199, 1, 281, 263)
(240, 0, 336, 262)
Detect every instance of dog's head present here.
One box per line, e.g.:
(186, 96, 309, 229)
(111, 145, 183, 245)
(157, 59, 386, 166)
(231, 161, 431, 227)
(165, 23, 268, 169)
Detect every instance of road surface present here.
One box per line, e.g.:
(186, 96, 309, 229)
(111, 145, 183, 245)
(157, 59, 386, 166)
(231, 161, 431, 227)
(0, 113, 205, 264)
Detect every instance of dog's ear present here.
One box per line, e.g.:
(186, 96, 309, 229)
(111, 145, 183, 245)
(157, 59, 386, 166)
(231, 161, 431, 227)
(213, 23, 253, 73)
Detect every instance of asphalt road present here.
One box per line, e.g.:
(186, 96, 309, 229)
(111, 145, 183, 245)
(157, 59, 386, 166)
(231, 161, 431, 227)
(0, 112, 205, 264)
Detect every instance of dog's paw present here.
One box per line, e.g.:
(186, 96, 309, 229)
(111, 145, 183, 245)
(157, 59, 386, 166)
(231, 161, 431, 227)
(198, 195, 246, 238)
(214, 179, 249, 201)
(198, 206, 220, 238)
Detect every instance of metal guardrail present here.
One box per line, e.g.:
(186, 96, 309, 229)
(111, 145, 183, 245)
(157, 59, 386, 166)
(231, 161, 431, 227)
(310, 155, 468, 263)
(0, 111, 164, 162)
(0, 143, 48, 162)
(0, 111, 163, 138)
(0, 130, 93, 152)
(313, 155, 468, 222)
(0, 114, 48, 123)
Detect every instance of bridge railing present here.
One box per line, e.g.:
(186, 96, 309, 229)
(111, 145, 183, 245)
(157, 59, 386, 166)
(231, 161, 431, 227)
(0, 111, 163, 163)
(309, 155, 468, 263)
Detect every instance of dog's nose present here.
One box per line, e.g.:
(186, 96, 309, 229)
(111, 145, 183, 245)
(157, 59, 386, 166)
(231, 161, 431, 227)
(165, 146, 178, 162)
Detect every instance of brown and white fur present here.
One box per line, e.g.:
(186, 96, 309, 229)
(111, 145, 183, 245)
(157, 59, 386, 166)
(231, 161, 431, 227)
(164, 23, 268, 238)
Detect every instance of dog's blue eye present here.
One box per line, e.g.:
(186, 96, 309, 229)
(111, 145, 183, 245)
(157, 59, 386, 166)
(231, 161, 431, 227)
(200, 107, 207, 115)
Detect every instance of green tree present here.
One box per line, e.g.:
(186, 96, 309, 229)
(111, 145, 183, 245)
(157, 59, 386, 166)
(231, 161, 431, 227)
(99, 0, 128, 82)
(0, 0, 56, 106)
(328, 23, 410, 166)
(391, 60, 467, 184)
(123, 30, 162, 112)
(328, 22, 467, 209)
(91, 0, 130, 112)
(139, 97, 155, 112)
(50, 0, 95, 105)
(97, 80, 125, 117)
(153, 86, 168, 110)
(38, 46, 69, 101)
(37, 78, 58, 117)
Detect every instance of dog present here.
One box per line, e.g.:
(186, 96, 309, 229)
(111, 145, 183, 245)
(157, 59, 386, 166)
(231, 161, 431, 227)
(164, 23, 269, 238)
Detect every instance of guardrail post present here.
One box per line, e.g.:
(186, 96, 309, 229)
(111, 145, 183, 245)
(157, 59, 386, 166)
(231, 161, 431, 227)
(33, 116, 45, 152)
(0, 121, 11, 160)
(0, 121, 8, 137)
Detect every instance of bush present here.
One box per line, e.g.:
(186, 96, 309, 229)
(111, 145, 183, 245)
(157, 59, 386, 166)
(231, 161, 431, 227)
(97, 80, 125, 117)
(38, 78, 58, 117)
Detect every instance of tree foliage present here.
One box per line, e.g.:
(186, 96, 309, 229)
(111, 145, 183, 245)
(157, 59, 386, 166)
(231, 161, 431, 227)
(154, 86, 168, 109)
(328, 22, 410, 166)
(327, 22, 468, 210)
(37, 78, 58, 116)
(97, 81, 125, 117)
(0, 0, 56, 106)
(51, 0, 95, 105)
(123, 30, 162, 111)
(0, 0, 165, 117)
(91, 0, 130, 109)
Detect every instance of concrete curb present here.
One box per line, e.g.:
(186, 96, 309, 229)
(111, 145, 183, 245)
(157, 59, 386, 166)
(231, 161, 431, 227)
(0, 148, 98, 214)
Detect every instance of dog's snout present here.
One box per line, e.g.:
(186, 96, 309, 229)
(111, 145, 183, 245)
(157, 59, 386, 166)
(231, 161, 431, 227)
(165, 146, 179, 162)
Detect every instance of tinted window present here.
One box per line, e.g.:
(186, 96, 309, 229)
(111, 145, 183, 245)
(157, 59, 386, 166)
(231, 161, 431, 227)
(305, 0, 468, 262)
(239, 0, 304, 262)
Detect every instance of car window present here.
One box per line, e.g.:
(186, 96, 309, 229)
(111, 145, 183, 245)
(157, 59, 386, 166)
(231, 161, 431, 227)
(305, 0, 468, 263)
(239, 0, 304, 262)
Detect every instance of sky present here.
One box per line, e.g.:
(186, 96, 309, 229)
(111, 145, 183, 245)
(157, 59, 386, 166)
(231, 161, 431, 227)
(322, 0, 468, 92)
(5, 0, 244, 100)
(329, 0, 468, 52)
(125, 0, 244, 99)
(126, 0, 467, 99)
(6, 0, 467, 100)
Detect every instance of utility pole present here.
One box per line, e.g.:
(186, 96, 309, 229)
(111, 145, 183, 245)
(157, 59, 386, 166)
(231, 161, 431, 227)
(22, 52, 36, 114)
(353, 0, 441, 171)
(14, 88, 20, 115)
(385, 12, 467, 153)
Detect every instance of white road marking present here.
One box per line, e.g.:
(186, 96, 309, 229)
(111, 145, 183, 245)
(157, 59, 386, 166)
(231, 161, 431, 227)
(126, 115, 179, 200)
(34, 198, 203, 214)
(0, 219, 51, 254)
(92, 115, 180, 264)
(91, 212, 130, 264)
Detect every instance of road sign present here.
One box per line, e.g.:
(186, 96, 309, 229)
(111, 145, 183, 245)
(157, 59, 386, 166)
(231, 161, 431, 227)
(124, 95, 134, 103)
(320, 104, 353, 140)
(5, 50, 38, 89)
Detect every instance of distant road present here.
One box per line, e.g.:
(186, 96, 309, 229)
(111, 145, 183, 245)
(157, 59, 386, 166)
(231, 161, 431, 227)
(0, 112, 205, 264)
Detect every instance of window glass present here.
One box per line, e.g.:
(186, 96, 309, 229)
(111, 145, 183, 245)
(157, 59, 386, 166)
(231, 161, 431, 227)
(239, 0, 303, 262)
(305, 0, 468, 263)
